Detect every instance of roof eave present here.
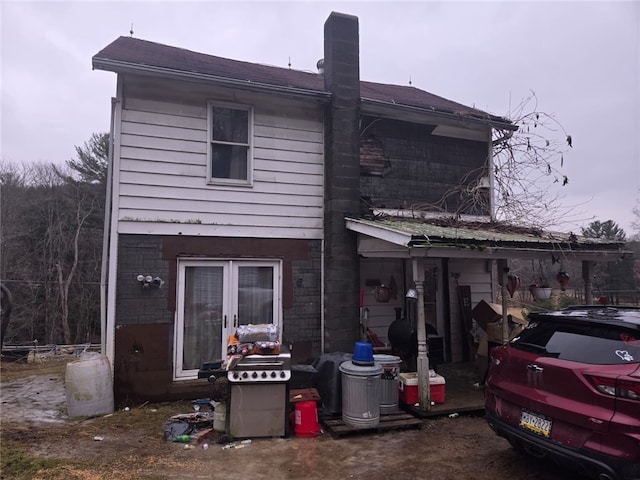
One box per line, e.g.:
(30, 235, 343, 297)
(92, 57, 332, 102)
(361, 98, 516, 131)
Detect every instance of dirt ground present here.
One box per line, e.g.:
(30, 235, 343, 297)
(0, 356, 584, 480)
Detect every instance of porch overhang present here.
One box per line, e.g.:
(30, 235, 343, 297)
(345, 216, 629, 261)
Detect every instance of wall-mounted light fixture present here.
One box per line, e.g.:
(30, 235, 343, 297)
(136, 275, 164, 288)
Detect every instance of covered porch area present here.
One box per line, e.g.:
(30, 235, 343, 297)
(346, 215, 629, 415)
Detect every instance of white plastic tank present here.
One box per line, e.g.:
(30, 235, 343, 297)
(65, 352, 114, 418)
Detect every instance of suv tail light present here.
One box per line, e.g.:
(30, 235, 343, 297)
(618, 379, 640, 400)
(585, 374, 640, 401)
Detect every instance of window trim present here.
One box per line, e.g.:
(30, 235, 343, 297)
(173, 258, 282, 380)
(206, 100, 254, 187)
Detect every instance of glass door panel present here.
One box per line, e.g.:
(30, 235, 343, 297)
(181, 265, 226, 373)
(236, 265, 275, 326)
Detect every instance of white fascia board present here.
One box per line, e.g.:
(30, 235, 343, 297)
(345, 218, 414, 247)
(409, 244, 626, 262)
(357, 236, 411, 258)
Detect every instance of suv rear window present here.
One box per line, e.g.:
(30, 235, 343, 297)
(512, 320, 640, 365)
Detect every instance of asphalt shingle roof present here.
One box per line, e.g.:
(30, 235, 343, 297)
(93, 36, 510, 125)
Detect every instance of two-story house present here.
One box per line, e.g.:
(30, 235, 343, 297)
(93, 12, 626, 403)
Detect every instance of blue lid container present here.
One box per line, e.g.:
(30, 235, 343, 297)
(352, 341, 374, 365)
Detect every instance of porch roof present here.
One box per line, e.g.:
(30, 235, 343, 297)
(345, 216, 629, 261)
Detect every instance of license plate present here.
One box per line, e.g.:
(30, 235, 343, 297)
(519, 410, 552, 437)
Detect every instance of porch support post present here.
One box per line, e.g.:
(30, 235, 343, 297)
(497, 259, 510, 343)
(582, 260, 593, 305)
(412, 256, 431, 411)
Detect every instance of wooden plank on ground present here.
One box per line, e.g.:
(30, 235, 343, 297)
(321, 412, 423, 438)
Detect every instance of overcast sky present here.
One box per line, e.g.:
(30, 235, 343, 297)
(2, 0, 639, 235)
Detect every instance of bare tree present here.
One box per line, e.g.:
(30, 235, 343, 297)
(0, 133, 107, 346)
(490, 91, 577, 229)
(631, 193, 640, 241)
(55, 182, 99, 344)
(1, 162, 49, 342)
(422, 91, 578, 230)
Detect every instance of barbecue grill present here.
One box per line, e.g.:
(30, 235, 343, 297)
(226, 347, 291, 438)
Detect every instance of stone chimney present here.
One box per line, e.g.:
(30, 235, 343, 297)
(322, 12, 361, 353)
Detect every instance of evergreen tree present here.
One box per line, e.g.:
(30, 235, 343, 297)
(66, 132, 110, 185)
(581, 220, 626, 241)
(582, 220, 635, 304)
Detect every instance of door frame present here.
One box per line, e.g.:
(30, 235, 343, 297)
(173, 258, 282, 380)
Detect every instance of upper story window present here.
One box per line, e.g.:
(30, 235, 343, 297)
(207, 102, 253, 185)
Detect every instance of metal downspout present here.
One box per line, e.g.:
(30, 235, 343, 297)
(321, 239, 325, 353)
(100, 98, 116, 355)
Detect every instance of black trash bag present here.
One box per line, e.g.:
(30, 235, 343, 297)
(163, 420, 193, 441)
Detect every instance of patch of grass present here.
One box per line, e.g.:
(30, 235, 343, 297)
(87, 401, 194, 437)
(0, 442, 65, 480)
(0, 442, 156, 480)
(0, 402, 198, 480)
(0, 359, 210, 479)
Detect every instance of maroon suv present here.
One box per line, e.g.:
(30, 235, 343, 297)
(485, 306, 640, 480)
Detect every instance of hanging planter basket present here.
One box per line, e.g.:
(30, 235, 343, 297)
(506, 274, 521, 298)
(556, 271, 570, 291)
(529, 285, 552, 300)
(372, 285, 390, 303)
